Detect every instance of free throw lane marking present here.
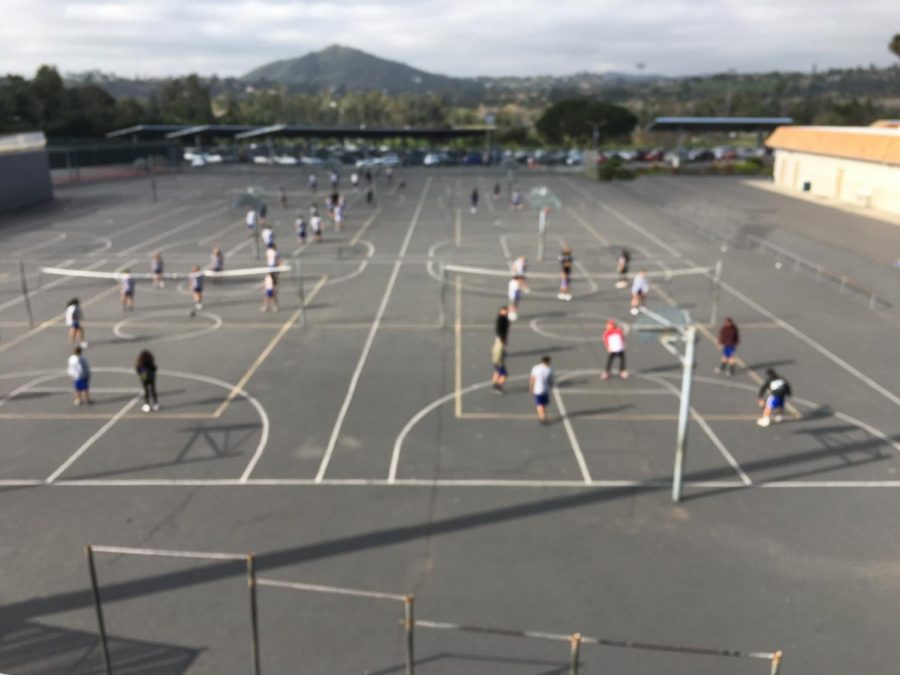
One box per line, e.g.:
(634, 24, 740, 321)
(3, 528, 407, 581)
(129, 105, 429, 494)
(45, 396, 141, 483)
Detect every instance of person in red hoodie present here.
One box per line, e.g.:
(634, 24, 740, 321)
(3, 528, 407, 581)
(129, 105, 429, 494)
(602, 319, 629, 380)
(715, 317, 740, 376)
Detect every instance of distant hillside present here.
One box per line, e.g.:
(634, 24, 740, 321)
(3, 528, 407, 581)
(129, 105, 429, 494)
(242, 44, 483, 97)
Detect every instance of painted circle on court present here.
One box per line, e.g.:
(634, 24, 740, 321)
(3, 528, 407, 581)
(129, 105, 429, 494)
(529, 313, 630, 343)
(114, 310, 222, 342)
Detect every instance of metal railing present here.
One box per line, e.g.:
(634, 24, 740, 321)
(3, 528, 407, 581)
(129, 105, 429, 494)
(85, 544, 783, 675)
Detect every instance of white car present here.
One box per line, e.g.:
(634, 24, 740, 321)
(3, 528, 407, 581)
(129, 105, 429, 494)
(423, 152, 444, 167)
(252, 155, 273, 165)
(380, 153, 401, 167)
(273, 155, 299, 166)
(203, 153, 224, 164)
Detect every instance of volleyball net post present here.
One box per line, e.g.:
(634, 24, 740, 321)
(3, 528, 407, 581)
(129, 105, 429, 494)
(19, 260, 34, 328)
(708, 259, 723, 327)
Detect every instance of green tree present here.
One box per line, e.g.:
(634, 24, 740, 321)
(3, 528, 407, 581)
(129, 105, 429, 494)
(30, 65, 67, 133)
(536, 99, 636, 145)
(890, 34, 900, 61)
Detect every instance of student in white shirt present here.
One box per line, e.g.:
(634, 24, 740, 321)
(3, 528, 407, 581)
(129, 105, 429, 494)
(630, 270, 649, 315)
(529, 355, 554, 423)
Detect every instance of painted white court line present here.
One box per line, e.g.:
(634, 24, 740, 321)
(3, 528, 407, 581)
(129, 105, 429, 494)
(117, 203, 232, 256)
(113, 310, 223, 343)
(552, 387, 593, 483)
(110, 203, 196, 239)
(563, 178, 682, 258)
(225, 238, 254, 258)
(0, 259, 78, 313)
(45, 396, 141, 483)
(316, 176, 433, 482)
(644, 374, 752, 485)
(4, 478, 900, 488)
(719, 279, 900, 409)
(11, 232, 67, 257)
(199, 216, 246, 245)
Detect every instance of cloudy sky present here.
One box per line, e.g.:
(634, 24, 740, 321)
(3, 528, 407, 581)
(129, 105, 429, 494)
(2, 0, 897, 79)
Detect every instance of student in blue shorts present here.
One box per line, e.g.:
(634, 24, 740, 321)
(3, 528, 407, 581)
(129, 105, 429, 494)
(189, 265, 204, 316)
(120, 270, 135, 312)
(67, 346, 91, 405)
(715, 317, 740, 375)
(757, 369, 792, 427)
(529, 355, 554, 424)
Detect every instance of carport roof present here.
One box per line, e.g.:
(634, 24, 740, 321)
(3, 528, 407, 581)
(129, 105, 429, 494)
(648, 117, 794, 132)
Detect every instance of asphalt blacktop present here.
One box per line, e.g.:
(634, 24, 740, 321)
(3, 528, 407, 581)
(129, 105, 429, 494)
(0, 165, 898, 674)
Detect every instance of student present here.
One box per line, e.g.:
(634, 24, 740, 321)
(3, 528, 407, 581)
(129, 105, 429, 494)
(493, 182, 501, 199)
(295, 214, 308, 243)
(261, 272, 279, 312)
(311, 211, 323, 242)
(120, 269, 135, 312)
(350, 172, 359, 188)
(757, 369, 792, 427)
(630, 270, 648, 315)
(334, 203, 345, 232)
(512, 256, 529, 293)
(601, 320, 629, 380)
(495, 306, 510, 345)
(265, 243, 281, 271)
(507, 276, 523, 321)
(261, 224, 275, 248)
(65, 298, 86, 347)
(246, 208, 258, 236)
(491, 337, 507, 394)
(330, 170, 339, 189)
(385, 166, 394, 181)
(616, 249, 631, 289)
(259, 203, 268, 225)
(151, 252, 165, 288)
(189, 265, 204, 316)
(364, 169, 373, 185)
(308, 173, 317, 191)
(715, 317, 740, 376)
(67, 346, 91, 405)
(136, 350, 159, 412)
(558, 245, 573, 301)
(366, 187, 374, 205)
(210, 247, 224, 273)
(470, 187, 479, 214)
(511, 188, 523, 210)
(529, 355, 554, 423)
(279, 187, 288, 209)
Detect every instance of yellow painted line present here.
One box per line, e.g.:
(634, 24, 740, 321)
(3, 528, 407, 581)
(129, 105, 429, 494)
(454, 207, 461, 246)
(0, 285, 118, 355)
(212, 274, 328, 418)
(568, 208, 611, 246)
(454, 277, 463, 418)
(349, 207, 381, 246)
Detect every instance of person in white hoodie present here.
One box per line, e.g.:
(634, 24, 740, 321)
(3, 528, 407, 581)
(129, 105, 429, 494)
(67, 346, 91, 405)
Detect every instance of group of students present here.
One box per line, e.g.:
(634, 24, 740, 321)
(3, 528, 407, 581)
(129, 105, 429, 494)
(63, 300, 160, 412)
(489, 244, 792, 426)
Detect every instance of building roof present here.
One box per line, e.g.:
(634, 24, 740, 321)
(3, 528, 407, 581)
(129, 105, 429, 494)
(106, 123, 494, 142)
(766, 126, 900, 166)
(106, 124, 186, 139)
(648, 116, 793, 132)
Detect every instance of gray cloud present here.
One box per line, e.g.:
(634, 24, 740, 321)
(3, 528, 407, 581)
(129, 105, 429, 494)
(1, 0, 896, 78)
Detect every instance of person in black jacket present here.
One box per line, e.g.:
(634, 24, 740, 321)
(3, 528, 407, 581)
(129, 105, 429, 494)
(757, 368, 791, 427)
(136, 350, 159, 412)
(495, 306, 510, 345)
(715, 317, 740, 375)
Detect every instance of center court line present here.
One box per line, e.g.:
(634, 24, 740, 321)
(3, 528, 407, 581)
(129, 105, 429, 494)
(552, 388, 593, 483)
(315, 176, 433, 482)
(214, 274, 328, 420)
(45, 395, 141, 483)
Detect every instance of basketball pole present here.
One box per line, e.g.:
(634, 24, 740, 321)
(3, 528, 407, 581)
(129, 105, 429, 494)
(537, 208, 547, 261)
(672, 324, 696, 503)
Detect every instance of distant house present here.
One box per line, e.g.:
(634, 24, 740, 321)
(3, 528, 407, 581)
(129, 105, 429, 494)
(766, 125, 900, 216)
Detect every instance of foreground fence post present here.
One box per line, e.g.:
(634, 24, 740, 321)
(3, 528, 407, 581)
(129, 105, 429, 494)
(770, 650, 783, 675)
(246, 554, 261, 675)
(86, 545, 113, 675)
(404, 595, 415, 675)
(569, 633, 582, 675)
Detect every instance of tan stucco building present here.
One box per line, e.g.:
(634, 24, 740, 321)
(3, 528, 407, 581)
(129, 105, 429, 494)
(766, 125, 900, 216)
